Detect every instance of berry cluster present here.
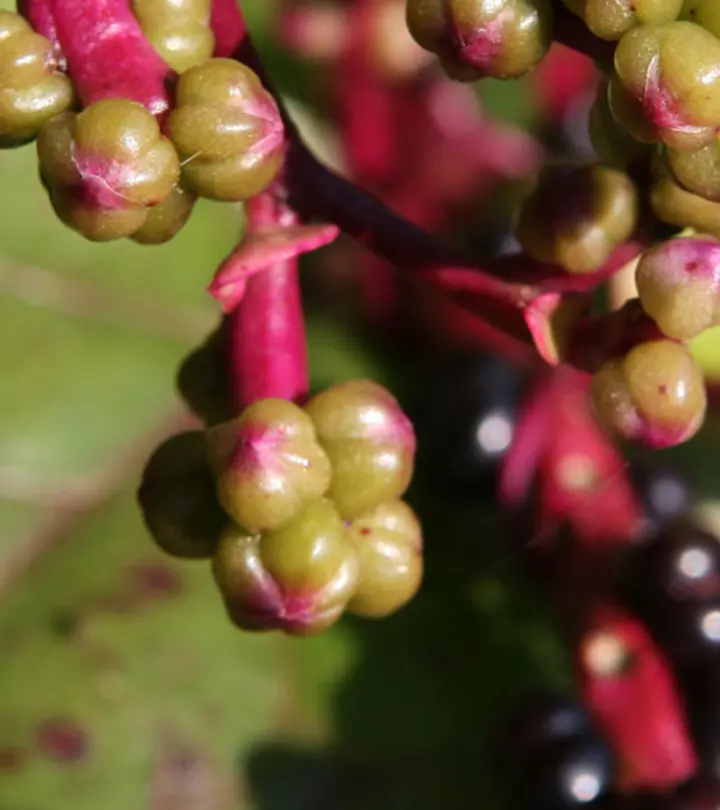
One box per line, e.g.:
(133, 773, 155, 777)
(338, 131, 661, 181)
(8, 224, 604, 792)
(0, 4, 283, 243)
(139, 345, 422, 635)
(404, 0, 720, 448)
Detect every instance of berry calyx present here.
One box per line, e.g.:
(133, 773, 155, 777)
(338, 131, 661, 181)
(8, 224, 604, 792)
(0, 9, 74, 147)
(591, 339, 706, 448)
(405, 0, 554, 81)
(514, 162, 639, 274)
(167, 58, 284, 201)
(212, 497, 358, 635)
(635, 235, 720, 341)
(37, 98, 180, 241)
(132, 0, 214, 74)
(304, 380, 416, 520)
(205, 398, 332, 533)
(137, 431, 226, 559)
(346, 500, 423, 618)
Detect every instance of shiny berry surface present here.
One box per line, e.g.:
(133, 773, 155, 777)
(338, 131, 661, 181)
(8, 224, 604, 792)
(0, 10, 74, 146)
(305, 379, 416, 520)
(206, 398, 332, 533)
(167, 58, 284, 201)
(413, 351, 523, 498)
(346, 499, 423, 618)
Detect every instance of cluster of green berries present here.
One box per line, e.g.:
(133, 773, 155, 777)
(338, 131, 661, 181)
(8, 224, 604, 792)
(0, 5, 283, 244)
(405, 0, 720, 449)
(138, 376, 422, 636)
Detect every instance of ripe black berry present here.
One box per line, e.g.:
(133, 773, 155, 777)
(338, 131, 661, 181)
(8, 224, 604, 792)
(629, 459, 693, 535)
(412, 351, 524, 498)
(513, 733, 615, 810)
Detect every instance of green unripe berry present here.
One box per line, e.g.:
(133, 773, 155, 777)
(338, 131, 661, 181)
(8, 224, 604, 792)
(650, 153, 720, 237)
(305, 380, 416, 520)
(133, 0, 214, 73)
(346, 500, 423, 619)
(405, 0, 554, 81)
(167, 58, 284, 201)
(591, 339, 706, 447)
(515, 162, 639, 274)
(37, 99, 181, 242)
(614, 21, 720, 151)
(667, 139, 720, 203)
(589, 79, 652, 167)
(690, 0, 720, 36)
(562, 0, 683, 41)
(131, 185, 196, 245)
(176, 318, 233, 427)
(212, 498, 358, 635)
(0, 10, 74, 146)
(206, 398, 332, 533)
(138, 431, 226, 559)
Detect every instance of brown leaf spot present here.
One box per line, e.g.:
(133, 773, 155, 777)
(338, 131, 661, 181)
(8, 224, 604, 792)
(37, 718, 88, 763)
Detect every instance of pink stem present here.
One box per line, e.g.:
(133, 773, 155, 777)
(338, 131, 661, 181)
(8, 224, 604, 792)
(19, 0, 65, 64)
(230, 193, 309, 410)
(50, 0, 172, 115)
(211, 0, 247, 58)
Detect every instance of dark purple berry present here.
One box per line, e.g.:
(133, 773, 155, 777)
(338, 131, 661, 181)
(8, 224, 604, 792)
(413, 351, 524, 498)
(630, 459, 693, 536)
(512, 733, 615, 810)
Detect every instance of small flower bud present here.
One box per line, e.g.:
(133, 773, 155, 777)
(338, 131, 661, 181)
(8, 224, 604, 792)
(636, 235, 720, 340)
(305, 380, 416, 520)
(346, 500, 423, 619)
(405, 0, 554, 81)
(212, 498, 358, 635)
(515, 162, 639, 274)
(37, 98, 180, 241)
(167, 58, 284, 201)
(206, 398, 332, 533)
(591, 339, 706, 448)
(138, 432, 226, 559)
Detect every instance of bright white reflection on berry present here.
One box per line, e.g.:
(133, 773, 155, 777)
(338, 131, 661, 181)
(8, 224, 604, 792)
(475, 410, 513, 456)
(679, 548, 711, 580)
(569, 772, 602, 803)
(701, 609, 720, 642)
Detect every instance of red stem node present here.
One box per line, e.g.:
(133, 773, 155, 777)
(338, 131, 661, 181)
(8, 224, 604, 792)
(229, 193, 309, 411)
(50, 0, 172, 114)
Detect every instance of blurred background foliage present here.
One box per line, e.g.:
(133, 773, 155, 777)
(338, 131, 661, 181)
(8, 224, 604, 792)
(2, 1, 720, 809)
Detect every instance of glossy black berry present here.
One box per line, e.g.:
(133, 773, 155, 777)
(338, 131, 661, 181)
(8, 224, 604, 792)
(412, 351, 524, 498)
(498, 692, 593, 757)
(630, 459, 694, 535)
(511, 733, 615, 810)
(628, 521, 720, 607)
